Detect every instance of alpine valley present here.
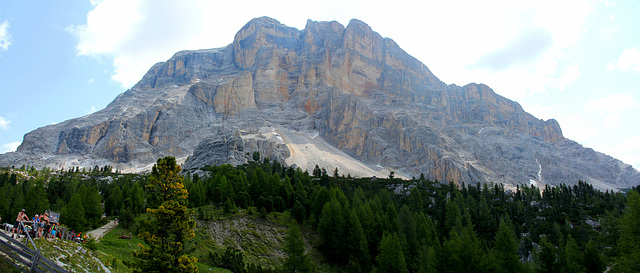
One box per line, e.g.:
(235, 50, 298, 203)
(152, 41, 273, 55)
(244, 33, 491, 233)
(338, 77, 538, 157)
(1, 17, 638, 191)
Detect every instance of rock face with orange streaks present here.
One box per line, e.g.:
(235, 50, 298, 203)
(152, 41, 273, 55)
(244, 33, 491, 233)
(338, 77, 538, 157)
(4, 17, 638, 190)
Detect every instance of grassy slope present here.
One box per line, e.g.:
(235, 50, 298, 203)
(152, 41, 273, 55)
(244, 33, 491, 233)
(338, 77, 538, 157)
(23, 206, 332, 272)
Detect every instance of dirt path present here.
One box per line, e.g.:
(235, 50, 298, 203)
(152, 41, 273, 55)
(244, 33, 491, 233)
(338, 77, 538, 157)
(86, 220, 117, 240)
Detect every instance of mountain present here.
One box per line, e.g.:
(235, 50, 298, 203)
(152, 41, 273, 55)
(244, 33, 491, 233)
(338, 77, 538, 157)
(1, 17, 638, 190)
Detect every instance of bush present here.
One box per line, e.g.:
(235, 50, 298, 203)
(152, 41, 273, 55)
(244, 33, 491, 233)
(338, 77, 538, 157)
(274, 196, 285, 213)
(224, 198, 237, 214)
(84, 236, 98, 251)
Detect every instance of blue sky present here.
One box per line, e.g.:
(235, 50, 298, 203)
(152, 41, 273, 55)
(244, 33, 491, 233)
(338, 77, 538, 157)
(0, 0, 639, 170)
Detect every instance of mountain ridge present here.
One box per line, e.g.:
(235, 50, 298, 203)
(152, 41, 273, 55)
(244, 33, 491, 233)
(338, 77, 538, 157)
(1, 17, 638, 190)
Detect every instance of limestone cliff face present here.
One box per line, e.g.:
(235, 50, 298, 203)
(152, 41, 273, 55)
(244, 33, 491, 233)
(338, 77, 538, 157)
(4, 17, 638, 190)
(189, 71, 257, 115)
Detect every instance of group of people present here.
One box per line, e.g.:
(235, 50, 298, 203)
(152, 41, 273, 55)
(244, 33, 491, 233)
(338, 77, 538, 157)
(10, 209, 58, 239)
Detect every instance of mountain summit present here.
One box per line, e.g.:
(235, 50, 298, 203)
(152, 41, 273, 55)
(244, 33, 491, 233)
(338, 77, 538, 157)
(2, 17, 638, 190)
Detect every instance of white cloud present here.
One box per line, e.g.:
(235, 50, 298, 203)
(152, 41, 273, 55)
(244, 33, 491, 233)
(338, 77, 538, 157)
(562, 124, 598, 143)
(584, 93, 636, 113)
(68, 0, 252, 88)
(0, 20, 12, 51)
(583, 94, 636, 131)
(67, 0, 597, 96)
(1, 142, 20, 153)
(87, 78, 95, 84)
(607, 47, 640, 74)
(549, 64, 580, 90)
(0, 116, 10, 130)
(606, 134, 640, 170)
(525, 104, 560, 120)
(556, 113, 599, 143)
(471, 27, 553, 71)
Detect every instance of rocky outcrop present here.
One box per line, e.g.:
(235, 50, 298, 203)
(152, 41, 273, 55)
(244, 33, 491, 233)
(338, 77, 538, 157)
(2, 17, 638, 190)
(182, 128, 290, 170)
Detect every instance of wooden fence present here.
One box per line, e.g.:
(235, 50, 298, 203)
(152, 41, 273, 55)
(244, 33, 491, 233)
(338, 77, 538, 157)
(0, 222, 69, 273)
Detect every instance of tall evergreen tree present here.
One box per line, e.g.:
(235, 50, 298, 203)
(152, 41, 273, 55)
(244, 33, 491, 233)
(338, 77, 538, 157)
(283, 221, 313, 273)
(127, 156, 198, 273)
(344, 206, 370, 270)
(291, 200, 306, 223)
(564, 236, 583, 273)
(106, 185, 123, 216)
(83, 186, 103, 228)
(535, 237, 561, 273)
(615, 190, 640, 273)
(440, 226, 490, 273)
(376, 232, 408, 273)
(317, 197, 345, 264)
(415, 244, 438, 273)
(583, 240, 605, 273)
(494, 219, 522, 273)
(63, 192, 86, 231)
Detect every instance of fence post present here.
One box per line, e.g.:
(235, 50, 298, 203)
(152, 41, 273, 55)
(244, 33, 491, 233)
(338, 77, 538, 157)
(30, 248, 40, 272)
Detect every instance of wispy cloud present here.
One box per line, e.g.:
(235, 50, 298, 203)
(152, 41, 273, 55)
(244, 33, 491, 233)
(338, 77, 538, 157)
(549, 64, 580, 90)
(471, 28, 553, 71)
(67, 0, 234, 88)
(607, 47, 640, 74)
(584, 93, 637, 113)
(1, 142, 20, 153)
(607, 134, 640, 170)
(584, 93, 637, 128)
(0, 20, 12, 51)
(65, 0, 597, 101)
(0, 116, 10, 130)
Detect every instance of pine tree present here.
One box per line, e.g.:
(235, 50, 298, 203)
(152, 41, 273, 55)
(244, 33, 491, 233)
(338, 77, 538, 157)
(564, 236, 583, 273)
(535, 237, 561, 273)
(494, 219, 522, 273)
(283, 221, 312, 272)
(127, 156, 198, 273)
(26, 181, 50, 217)
(440, 226, 489, 273)
(63, 192, 86, 231)
(583, 240, 605, 273)
(83, 186, 103, 228)
(376, 232, 408, 273)
(444, 199, 462, 235)
(615, 190, 640, 272)
(317, 197, 345, 264)
(291, 200, 306, 223)
(131, 183, 146, 214)
(344, 206, 370, 269)
(415, 244, 437, 273)
(106, 185, 123, 216)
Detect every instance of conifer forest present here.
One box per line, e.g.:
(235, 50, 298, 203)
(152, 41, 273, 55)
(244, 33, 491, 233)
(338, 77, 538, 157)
(0, 155, 639, 273)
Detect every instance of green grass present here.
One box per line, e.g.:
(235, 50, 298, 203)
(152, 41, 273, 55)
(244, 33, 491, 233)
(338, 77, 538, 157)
(32, 238, 111, 272)
(95, 225, 146, 272)
(197, 262, 232, 272)
(0, 255, 22, 273)
(97, 222, 230, 272)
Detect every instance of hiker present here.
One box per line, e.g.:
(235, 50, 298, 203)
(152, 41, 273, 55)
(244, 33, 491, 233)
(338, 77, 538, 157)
(12, 209, 29, 239)
(32, 214, 40, 237)
(49, 225, 57, 239)
(38, 213, 49, 238)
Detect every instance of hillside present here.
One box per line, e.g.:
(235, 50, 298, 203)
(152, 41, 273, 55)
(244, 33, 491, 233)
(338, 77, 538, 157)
(1, 159, 640, 272)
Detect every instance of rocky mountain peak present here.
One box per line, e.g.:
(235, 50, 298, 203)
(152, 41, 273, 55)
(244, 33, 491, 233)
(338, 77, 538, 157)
(233, 17, 300, 69)
(1, 17, 638, 191)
